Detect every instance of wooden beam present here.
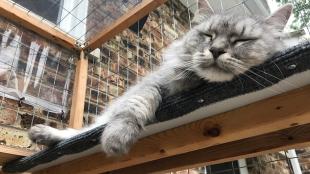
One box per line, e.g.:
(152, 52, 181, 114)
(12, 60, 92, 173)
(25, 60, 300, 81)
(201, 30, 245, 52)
(110, 123, 310, 174)
(85, 0, 167, 51)
(35, 85, 310, 174)
(69, 51, 88, 129)
(0, 145, 34, 165)
(0, 0, 77, 50)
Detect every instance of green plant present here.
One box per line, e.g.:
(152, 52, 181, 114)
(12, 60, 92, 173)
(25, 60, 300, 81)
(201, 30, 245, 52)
(276, 0, 310, 30)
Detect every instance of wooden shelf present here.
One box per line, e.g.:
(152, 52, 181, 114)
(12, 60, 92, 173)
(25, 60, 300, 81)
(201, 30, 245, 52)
(111, 123, 310, 174)
(1, 0, 308, 173)
(0, 145, 34, 166)
(34, 85, 310, 174)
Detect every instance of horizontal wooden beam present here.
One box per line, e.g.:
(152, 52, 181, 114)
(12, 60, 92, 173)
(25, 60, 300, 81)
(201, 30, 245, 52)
(0, 0, 77, 50)
(111, 123, 310, 174)
(85, 0, 167, 51)
(0, 145, 34, 165)
(35, 85, 310, 174)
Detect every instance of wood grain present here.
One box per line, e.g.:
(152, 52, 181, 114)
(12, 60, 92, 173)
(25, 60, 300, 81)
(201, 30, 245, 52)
(85, 0, 167, 51)
(69, 51, 88, 129)
(0, 145, 34, 165)
(110, 123, 310, 174)
(35, 85, 310, 174)
(0, 0, 77, 50)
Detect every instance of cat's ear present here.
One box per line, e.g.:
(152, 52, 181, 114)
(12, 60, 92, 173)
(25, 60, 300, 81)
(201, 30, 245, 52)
(192, 0, 213, 25)
(265, 4, 293, 30)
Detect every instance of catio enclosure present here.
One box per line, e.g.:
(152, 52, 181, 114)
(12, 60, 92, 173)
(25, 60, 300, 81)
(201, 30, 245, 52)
(0, 0, 310, 174)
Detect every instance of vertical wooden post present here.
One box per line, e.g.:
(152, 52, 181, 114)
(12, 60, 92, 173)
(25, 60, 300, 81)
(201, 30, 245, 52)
(69, 50, 88, 129)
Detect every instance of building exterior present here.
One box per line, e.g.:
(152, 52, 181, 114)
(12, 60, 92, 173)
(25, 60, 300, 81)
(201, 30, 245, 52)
(0, 0, 309, 173)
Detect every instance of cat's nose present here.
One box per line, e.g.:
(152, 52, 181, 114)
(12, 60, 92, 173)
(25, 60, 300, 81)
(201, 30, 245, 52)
(209, 47, 225, 59)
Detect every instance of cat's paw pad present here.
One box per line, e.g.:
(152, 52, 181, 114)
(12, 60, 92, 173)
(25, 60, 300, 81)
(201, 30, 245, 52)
(28, 124, 61, 146)
(101, 120, 141, 156)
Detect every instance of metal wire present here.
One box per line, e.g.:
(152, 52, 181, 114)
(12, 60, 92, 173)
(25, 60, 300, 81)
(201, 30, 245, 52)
(2, 0, 309, 166)
(9, 0, 143, 43)
(80, 0, 310, 173)
(75, 0, 142, 42)
(0, 18, 76, 149)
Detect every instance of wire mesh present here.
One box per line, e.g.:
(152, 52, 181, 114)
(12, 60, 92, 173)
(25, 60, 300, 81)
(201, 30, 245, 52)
(0, 0, 309, 172)
(0, 15, 76, 151)
(81, 0, 309, 123)
(8, 0, 144, 43)
(83, 0, 274, 124)
(81, 0, 310, 173)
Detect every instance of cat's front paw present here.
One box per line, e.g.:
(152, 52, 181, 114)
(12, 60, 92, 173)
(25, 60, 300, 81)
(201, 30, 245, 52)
(28, 124, 62, 146)
(101, 118, 142, 156)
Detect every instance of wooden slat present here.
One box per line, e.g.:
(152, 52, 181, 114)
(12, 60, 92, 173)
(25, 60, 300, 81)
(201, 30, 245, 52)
(35, 85, 310, 174)
(0, 145, 34, 165)
(85, 0, 167, 51)
(0, 0, 77, 50)
(111, 124, 310, 174)
(69, 51, 88, 129)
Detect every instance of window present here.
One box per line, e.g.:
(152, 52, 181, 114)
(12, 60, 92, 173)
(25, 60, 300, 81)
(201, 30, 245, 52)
(13, 0, 63, 24)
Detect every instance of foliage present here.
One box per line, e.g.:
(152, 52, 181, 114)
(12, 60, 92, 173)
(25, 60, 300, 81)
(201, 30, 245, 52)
(276, 0, 310, 30)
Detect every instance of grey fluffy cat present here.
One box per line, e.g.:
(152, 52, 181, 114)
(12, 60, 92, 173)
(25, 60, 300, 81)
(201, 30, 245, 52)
(29, 1, 292, 156)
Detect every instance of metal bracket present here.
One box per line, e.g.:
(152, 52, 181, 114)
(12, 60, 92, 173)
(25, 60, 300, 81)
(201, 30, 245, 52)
(18, 97, 25, 107)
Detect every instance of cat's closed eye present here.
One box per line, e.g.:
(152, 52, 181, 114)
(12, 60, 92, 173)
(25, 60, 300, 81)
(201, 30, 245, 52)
(232, 38, 257, 45)
(202, 33, 213, 40)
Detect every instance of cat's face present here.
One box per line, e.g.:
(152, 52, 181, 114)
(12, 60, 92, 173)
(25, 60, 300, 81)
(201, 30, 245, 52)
(182, 3, 292, 82)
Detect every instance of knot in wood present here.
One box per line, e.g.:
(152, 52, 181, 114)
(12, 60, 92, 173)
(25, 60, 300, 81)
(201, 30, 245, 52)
(204, 127, 221, 137)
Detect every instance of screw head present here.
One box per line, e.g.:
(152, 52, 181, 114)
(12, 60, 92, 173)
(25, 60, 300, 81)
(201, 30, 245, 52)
(287, 64, 296, 70)
(197, 98, 204, 103)
(204, 127, 221, 137)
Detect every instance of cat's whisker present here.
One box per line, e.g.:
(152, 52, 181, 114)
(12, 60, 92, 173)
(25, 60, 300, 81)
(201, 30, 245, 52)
(237, 76, 245, 92)
(163, 54, 193, 57)
(160, 68, 188, 80)
(181, 71, 193, 79)
(163, 53, 192, 55)
(273, 62, 285, 78)
(173, 70, 191, 80)
(168, 65, 196, 82)
(232, 64, 284, 93)
(164, 61, 198, 72)
(240, 62, 298, 89)
(170, 72, 187, 81)
(250, 67, 297, 89)
(177, 62, 196, 67)
(238, 65, 277, 86)
(233, 68, 281, 95)
(162, 65, 193, 74)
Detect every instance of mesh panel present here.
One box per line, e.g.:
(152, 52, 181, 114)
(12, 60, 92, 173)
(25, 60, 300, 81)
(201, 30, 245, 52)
(0, 15, 76, 151)
(1, 0, 310, 172)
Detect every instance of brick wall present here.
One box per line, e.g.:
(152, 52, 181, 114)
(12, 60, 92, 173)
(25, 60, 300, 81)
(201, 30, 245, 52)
(84, 0, 192, 124)
(0, 16, 75, 150)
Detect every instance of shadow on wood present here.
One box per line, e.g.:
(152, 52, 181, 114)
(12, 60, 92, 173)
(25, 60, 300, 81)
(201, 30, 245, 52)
(110, 123, 310, 174)
(34, 85, 310, 174)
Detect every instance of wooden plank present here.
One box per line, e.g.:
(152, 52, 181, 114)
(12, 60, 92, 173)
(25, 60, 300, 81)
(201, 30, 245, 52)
(35, 85, 310, 174)
(0, 0, 77, 50)
(85, 0, 167, 51)
(0, 145, 34, 165)
(111, 124, 310, 174)
(69, 51, 88, 129)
